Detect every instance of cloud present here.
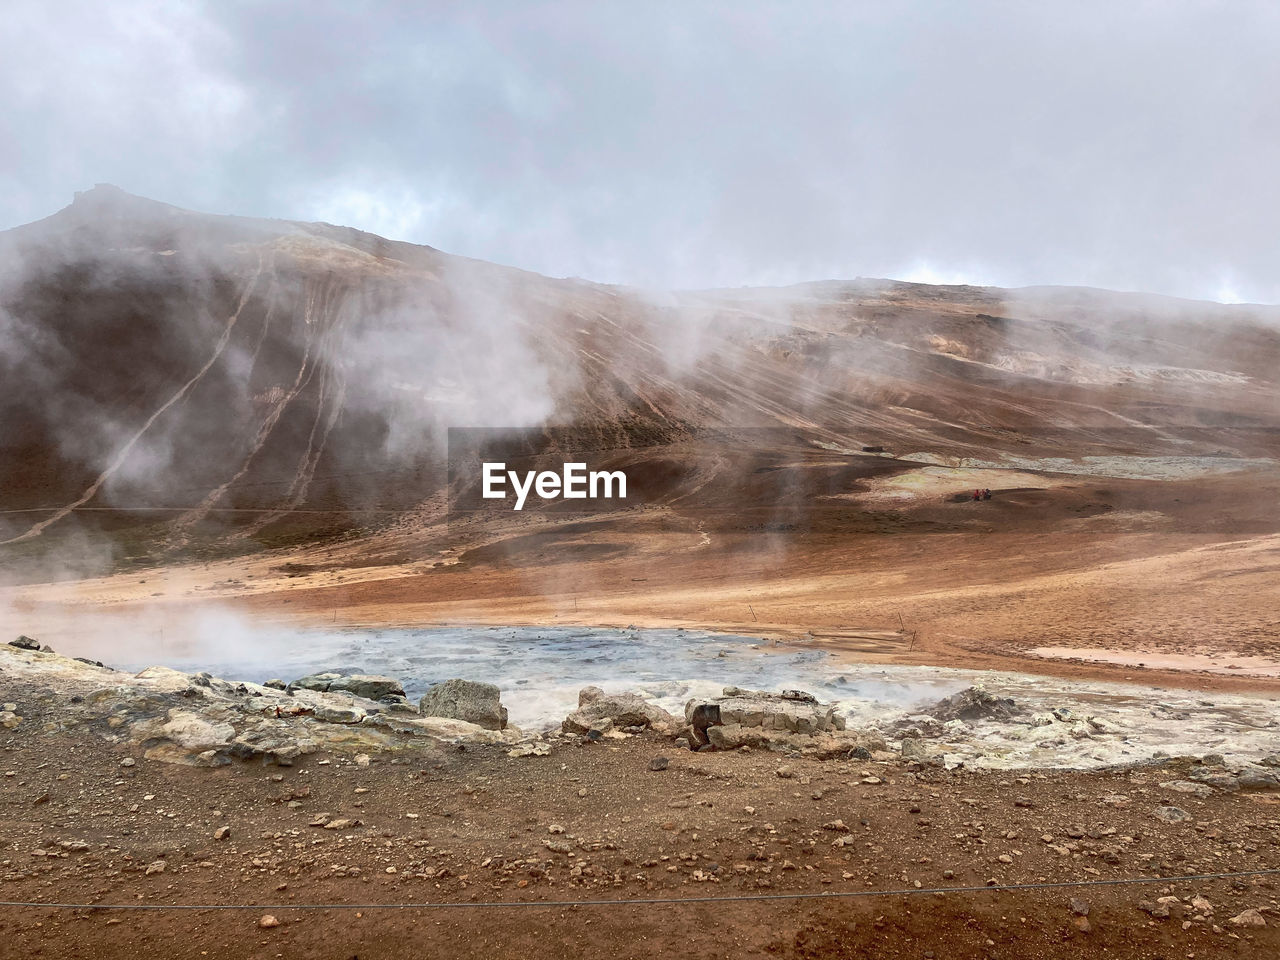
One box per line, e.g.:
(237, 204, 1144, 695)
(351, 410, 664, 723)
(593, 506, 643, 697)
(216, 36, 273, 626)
(2, 1, 1279, 302)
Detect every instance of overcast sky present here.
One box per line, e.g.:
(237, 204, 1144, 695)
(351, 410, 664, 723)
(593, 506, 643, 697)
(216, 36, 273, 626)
(3, 1, 1279, 301)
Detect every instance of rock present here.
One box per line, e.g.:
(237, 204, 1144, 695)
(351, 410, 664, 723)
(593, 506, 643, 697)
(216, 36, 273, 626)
(926, 686, 1019, 722)
(1228, 908, 1265, 927)
(258, 915, 280, 929)
(1160, 780, 1214, 797)
(1139, 900, 1170, 919)
(263, 679, 287, 690)
(214, 826, 231, 840)
(1068, 721, 1093, 740)
(9, 636, 41, 650)
(1153, 805, 1192, 823)
(677, 722, 709, 748)
(119, 758, 136, 768)
(902, 738, 931, 761)
(562, 689, 676, 735)
(1070, 898, 1090, 916)
(588, 717, 614, 737)
(327, 674, 405, 700)
(941, 719, 971, 737)
(227, 726, 318, 765)
(129, 709, 236, 761)
(1188, 767, 1242, 791)
(311, 704, 365, 724)
(779, 689, 817, 703)
(508, 743, 551, 758)
(685, 701, 722, 734)
(73, 657, 105, 668)
(287, 672, 343, 693)
(648, 755, 670, 771)
(420, 679, 508, 731)
(706, 724, 768, 750)
(681, 687, 845, 748)
(145, 860, 166, 875)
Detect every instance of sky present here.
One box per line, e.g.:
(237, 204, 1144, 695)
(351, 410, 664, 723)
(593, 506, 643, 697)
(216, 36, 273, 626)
(3, 1, 1279, 302)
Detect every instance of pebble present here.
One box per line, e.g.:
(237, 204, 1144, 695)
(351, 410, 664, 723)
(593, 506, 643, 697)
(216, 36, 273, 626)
(648, 756, 669, 772)
(258, 915, 279, 929)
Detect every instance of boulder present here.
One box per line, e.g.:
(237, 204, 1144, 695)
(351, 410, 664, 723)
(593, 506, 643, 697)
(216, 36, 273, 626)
(562, 689, 677, 735)
(327, 675, 405, 700)
(679, 687, 871, 753)
(684, 686, 845, 738)
(420, 678, 507, 731)
(9, 636, 41, 651)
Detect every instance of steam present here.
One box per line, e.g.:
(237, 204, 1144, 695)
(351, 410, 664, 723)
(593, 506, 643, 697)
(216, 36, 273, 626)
(1, 187, 1279, 668)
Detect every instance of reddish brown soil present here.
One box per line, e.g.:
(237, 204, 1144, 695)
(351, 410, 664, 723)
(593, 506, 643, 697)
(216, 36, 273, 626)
(1, 684, 1277, 959)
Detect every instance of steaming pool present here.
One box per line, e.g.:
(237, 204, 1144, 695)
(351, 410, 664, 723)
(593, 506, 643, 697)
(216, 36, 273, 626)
(112, 625, 1280, 770)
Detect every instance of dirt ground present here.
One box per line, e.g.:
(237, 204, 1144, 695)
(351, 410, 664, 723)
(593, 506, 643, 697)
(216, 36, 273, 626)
(7, 507, 1280, 696)
(1, 680, 1277, 960)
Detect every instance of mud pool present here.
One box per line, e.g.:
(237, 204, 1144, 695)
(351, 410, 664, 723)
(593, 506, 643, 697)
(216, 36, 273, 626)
(111, 625, 1280, 771)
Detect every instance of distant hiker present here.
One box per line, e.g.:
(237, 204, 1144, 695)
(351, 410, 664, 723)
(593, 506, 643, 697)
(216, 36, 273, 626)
(982, 488, 991, 500)
(973, 489, 982, 501)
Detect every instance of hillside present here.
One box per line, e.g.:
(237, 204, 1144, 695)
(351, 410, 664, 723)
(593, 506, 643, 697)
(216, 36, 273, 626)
(2, 185, 1278, 569)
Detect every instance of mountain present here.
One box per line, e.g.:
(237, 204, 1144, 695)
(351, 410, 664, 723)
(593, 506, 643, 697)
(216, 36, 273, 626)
(2, 185, 1278, 572)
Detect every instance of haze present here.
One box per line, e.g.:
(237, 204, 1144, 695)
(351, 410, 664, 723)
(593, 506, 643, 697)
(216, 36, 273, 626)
(3, 1, 1279, 300)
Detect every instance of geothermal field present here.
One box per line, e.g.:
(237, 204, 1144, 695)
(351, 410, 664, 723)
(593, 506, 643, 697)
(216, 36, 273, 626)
(0, 182, 1277, 959)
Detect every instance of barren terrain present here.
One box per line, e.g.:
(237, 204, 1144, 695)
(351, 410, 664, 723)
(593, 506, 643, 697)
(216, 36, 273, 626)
(2, 189, 1279, 958)
(2, 673, 1278, 960)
